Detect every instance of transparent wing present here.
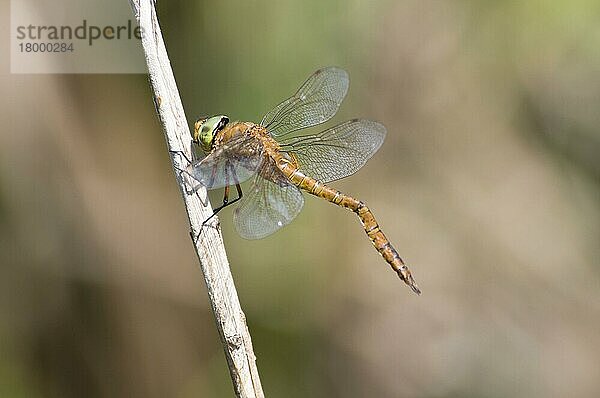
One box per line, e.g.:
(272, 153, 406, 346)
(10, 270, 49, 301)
(185, 134, 263, 190)
(278, 119, 386, 183)
(260, 67, 349, 137)
(233, 161, 305, 240)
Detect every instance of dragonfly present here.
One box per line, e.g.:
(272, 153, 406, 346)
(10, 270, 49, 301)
(182, 67, 420, 294)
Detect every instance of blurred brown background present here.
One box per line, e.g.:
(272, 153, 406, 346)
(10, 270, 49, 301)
(2, 1, 600, 397)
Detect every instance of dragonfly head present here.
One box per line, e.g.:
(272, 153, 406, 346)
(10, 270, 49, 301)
(193, 115, 229, 153)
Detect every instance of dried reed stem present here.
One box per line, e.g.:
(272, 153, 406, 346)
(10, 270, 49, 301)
(131, 2, 264, 396)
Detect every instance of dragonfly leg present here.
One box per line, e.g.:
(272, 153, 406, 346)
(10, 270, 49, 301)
(169, 146, 194, 165)
(169, 147, 206, 196)
(169, 158, 211, 209)
(193, 158, 242, 244)
(203, 161, 242, 225)
(190, 184, 244, 246)
(191, 184, 243, 245)
(173, 166, 200, 195)
(202, 183, 243, 227)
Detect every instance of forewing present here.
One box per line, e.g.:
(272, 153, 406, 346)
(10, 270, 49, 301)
(260, 67, 349, 137)
(185, 134, 263, 190)
(233, 163, 305, 240)
(279, 119, 386, 183)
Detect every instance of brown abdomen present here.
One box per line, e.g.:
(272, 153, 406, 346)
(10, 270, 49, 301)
(274, 155, 421, 294)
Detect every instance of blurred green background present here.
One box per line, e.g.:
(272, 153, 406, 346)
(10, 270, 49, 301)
(2, 0, 600, 397)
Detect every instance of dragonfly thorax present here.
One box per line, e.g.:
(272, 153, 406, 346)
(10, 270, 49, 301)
(193, 115, 229, 153)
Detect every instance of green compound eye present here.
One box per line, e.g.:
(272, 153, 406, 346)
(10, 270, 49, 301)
(193, 115, 229, 153)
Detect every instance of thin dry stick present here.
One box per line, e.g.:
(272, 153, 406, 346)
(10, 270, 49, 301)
(131, 2, 264, 397)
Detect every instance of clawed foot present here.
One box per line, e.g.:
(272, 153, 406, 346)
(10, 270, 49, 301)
(190, 217, 220, 246)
